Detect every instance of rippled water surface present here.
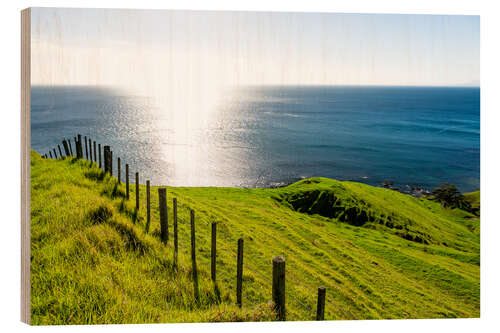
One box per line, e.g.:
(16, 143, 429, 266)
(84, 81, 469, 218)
(31, 86, 480, 192)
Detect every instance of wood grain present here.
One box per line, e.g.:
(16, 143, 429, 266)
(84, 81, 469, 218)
(21, 7, 31, 325)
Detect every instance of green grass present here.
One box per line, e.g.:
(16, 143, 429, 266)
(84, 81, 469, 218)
(30, 151, 480, 324)
(464, 191, 480, 214)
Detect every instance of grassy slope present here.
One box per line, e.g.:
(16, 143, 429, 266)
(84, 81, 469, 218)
(464, 191, 480, 213)
(30, 151, 480, 324)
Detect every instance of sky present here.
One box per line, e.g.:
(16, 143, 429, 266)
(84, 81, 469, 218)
(31, 8, 480, 92)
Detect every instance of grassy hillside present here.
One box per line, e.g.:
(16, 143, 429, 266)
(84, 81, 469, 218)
(30, 151, 480, 324)
(464, 191, 480, 216)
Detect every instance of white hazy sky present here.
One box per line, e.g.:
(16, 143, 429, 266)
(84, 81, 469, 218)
(31, 8, 480, 91)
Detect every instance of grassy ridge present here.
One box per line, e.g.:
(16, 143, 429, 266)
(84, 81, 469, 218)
(30, 151, 480, 324)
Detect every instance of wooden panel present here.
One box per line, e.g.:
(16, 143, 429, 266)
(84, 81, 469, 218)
(21, 7, 31, 325)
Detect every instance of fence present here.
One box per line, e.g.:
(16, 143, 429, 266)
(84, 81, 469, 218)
(41, 134, 343, 321)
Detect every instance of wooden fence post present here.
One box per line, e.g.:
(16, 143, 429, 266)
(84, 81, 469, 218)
(68, 139, 73, 156)
(66, 139, 71, 155)
(173, 198, 178, 269)
(237, 238, 244, 307)
(145, 180, 150, 233)
(117, 157, 121, 184)
(316, 286, 326, 321)
(103, 146, 110, 173)
(158, 188, 167, 243)
(58, 145, 63, 159)
(89, 139, 93, 163)
(98, 144, 102, 169)
(49, 151, 53, 159)
(211, 222, 217, 282)
(76, 134, 83, 159)
(110, 151, 113, 175)
(190, 209, 199, 301)
(272, 256, 286, 321)
(62, 140, 70, 157)
(75, 136, 78, 159)
(126, 164, 129, 200)
(135, 172, 139, 210)
(85, 136, 88, 160)
(93, 141, 96, 162)
(53, 148, 57, 159)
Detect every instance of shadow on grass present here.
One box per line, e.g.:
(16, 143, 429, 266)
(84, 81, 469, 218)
(118, 199, 141, 224)
(213, 282, 222, 304)
(99, 182, 127, 202)
(107, 218, 147, 255)
(111, 183, 126, 199)
(84, 168, 106, 181)
(69, 157, 80, 164)
(88, 204, 113, 225)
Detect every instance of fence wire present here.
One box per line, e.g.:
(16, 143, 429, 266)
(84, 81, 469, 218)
(167, 201, 359, 320)
(46, 137, 359, 320)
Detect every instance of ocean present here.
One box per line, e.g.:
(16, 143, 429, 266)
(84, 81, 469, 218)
(31, 85, 480, 192)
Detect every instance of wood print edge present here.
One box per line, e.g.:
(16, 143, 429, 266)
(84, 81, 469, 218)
(21, 7, 31, 325)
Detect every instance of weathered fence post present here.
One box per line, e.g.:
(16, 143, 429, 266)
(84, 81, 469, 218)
(66, 139, 71, 155)
(237, 238, 244, 307)
(76, 134, 83, 159)
(74, 136, 78, 158)
(110, 151, 113, 175)
(98, 144, 102, 169)
(145, 180, 150, 233)
(117, 158, 121, 184)
(272, 256, 286, 321)
(190, 209, 199, 301)
(62, 140, 70, 157)
(68, 139, 73, 156)
(85, 136, 88, 160)
(316, 286, 326, 321)
(58, 145, 63, 159)
(93, 141, 96, 162)
(158, 188, 168, 243)
(53, 148, 57, 159)
(173, 198, 178, 269)
(211, 222, 217, 282)
(126, 164, 129, 200)
(89, 139, 93, 163)
(103, 146, 110, 173)
(49, 151, 53, 159)
(135, 172, 139, 210)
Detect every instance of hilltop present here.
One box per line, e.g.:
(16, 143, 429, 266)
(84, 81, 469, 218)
(30, 151, 480, 324)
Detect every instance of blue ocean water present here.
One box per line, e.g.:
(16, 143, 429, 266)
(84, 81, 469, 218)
(31, 85, 480, 192)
